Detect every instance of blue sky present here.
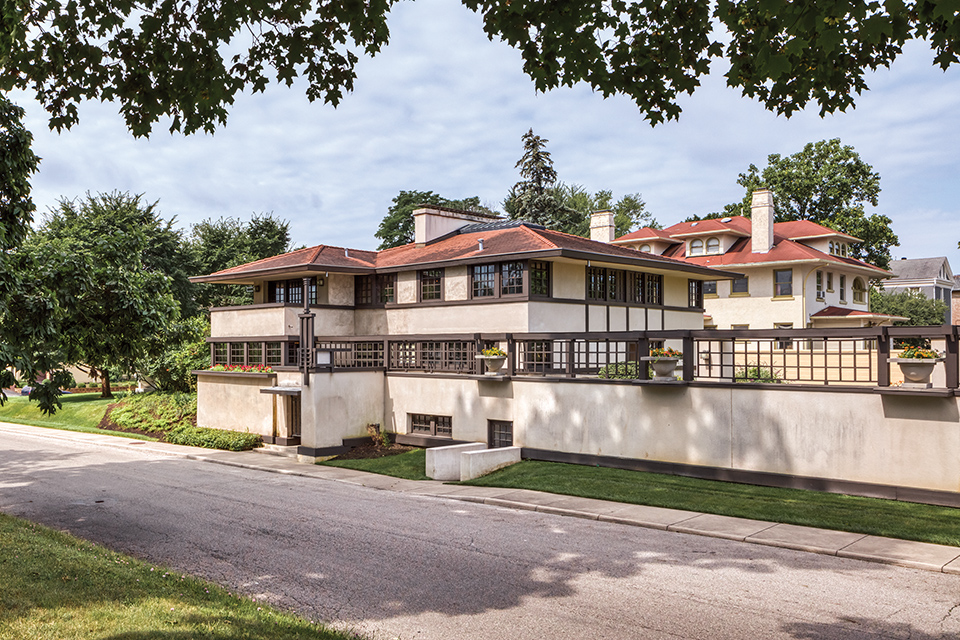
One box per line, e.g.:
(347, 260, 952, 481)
(16, 0, 960, 270)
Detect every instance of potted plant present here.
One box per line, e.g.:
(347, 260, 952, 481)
(888, 345, 944, 389)
(640, 346, 682, 381)
(476, 346, 507, 375)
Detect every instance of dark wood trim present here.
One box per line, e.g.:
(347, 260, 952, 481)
(274, 436, 301, 446)
(193, 370, 277, 379)
(417, 267, 445, 303)
(206, 335, 298, 343)
(519, 447, 960, 508)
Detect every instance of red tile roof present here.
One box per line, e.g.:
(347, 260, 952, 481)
(810, 306, 907, 321)
(613, 227, 681, 243)
(191, 222, 737, 283)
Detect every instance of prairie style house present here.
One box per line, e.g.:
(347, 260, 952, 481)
(612, 190, 899, 330)
(191, 206, 733, 455)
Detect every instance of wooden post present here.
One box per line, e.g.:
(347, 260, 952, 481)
(682, 335, 695, 381)
(506, 334, 515, 376)
(638, 337, 650, 380)
(877, 326, 890, 387)
(946, 327, 959, 389)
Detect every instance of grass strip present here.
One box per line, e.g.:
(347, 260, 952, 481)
(0, 512, 361, 640)
(0, 394, 153, 441)
(321, 449, 429, 480)
(460, 460, 960, 547)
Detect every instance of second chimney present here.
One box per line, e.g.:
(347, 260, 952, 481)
(590, 210, 615, 244)
(751, 189, 775, 253)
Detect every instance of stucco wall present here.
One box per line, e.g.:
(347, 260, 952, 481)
(196, 373, 277, 436)
(385, 375, 960, 493)
(397, 271, 417, 304)
(552, 261, 585, 300)
(328, 274, 354, 306)
(211, 306, 300, 337)
(528, 302, 585, 332)
(300, 371, 385, 449)
(445, 266, 469, 301)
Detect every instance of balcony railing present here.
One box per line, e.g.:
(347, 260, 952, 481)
(208, 325, 960, 391)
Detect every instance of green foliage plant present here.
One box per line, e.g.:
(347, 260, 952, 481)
(898, 346, 942, 360)
(597, 361, 642, 379)
(164, 425, 262, 451)
(375, 190, 494, 250)
(735, 364, 784, 383)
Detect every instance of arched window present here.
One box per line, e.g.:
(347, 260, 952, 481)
(828, 241, 835, 255)
(841, 244, 847, 257)
(689, 239, 704, 256)
(706, 237, 721, 254)
(639, 244, 651, 253)
(852, 277, 866, 303)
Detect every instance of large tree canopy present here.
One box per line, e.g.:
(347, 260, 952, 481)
(3, 1, 957, 136)
(375, 191, 494, 250)
(720, 139, 899, 269)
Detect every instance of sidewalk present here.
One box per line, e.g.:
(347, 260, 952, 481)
(4, 421, 960, 575)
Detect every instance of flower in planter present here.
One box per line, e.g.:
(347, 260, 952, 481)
(206, 364, 274, 373)
(899, 346, 942, 359)
(650, 347, 682, 359)
(481, 347, 507, 357)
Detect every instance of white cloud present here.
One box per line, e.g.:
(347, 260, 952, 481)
(15, 0, 960, 267)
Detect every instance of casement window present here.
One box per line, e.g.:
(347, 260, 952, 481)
(230, 342, 245, 365)
(472, 264, 496, 297)
(816, 271, 824, 300)
(732, 276, 749, 295)
(689, 239, 704, 256)
(853, 278, 866, 304)
(530, 261, 551, 297)
(586, 266, 607, 301)
(606, 269, 626, 302)
(644, 273, 663, 305)
(248, 342, 263, 365)
(488, 420, 514, 448)
(356, 274, 397, 306)
(419, 269, 443, 301)
(410, 413, 452, 438)
(774, 269, 793, 297)
(268, 277, 320, 304)
(587, 266, 629, 302)
(501, 262, 524, 295)
(839, 275, 846, 302)
(703, 280, 717, 296)
(213, 343, 228, 365)
(265, 342, 283, 366)
(286, 341, 300, 366)
(688, 280, 703, 308)
(706, 237, 720, 254)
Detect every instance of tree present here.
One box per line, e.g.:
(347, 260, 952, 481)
(870, 288, 948, 329)
(374, 191, 494, 250)
(722, 139, 899, 269)
(32, 192, 180, 398)
(552, 185, 660, 238)
(4, 1, 958, 137)
(505, 129, 579, 232)
(188, 214, 292, 310)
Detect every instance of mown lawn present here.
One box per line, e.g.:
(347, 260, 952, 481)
(0, 393, 152, 440)
(0, 512, 361, 640)
(326, 450, 960, 548)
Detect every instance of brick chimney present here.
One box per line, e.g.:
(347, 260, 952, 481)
(750, 189, 775, 253)
(590, 210, 615, 243)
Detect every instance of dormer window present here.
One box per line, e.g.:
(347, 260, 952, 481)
(706, 237, 720, 254)
(689, 239, 704, 256)
(639, 244, 651, 253)
(841, 244, 847, 257)
(828, 241, 835, 255)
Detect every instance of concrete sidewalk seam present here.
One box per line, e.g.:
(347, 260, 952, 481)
(3, 421, 958, 574)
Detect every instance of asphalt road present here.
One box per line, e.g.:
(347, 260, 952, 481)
(2, 431, 959, 640)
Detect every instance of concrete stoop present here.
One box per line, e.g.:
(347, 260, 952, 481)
(254, 443, 300, 458)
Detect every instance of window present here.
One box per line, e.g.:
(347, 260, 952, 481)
(688, 280, 703, 308)
(606, 269, 626, 302)
(419, 269, 443, 301)
(355, 275, 374, 305)
(839, 275, 846, 302)
(827, 272, 834, 292)
(703, 280, 717, 296)
(586, 266, 607, 301)
(488, 420, 513, 448)
(265, 342, 283, 366)
(853, 277, 866, 304)
(287, 341, 300, 366)
(230, 342, 245, 365)
(286, 279, 303, 305)
(732, 276, 749, 295)
(501, 262, 524, 295)
(775, 322, 793, 349)
(841, 244, 847, 257)
(774, 269, 793, 297)
(706, 237, 720, 254)
(472, 264, 495, 297)
(378, 274, 396, 303)
(689, 239, 704, 256)
(644, 273, 663, 305)
(213, 343, 228, 365)
(829, 241, 835, 255)
(410, 414, 452, 438)
(639, 244, 651, 253)
(356, 274, 396, 306)
(816, 271, 824, 299)
(248, 342, 263, 365)
(268, 280, 285, 303)
(530, 261, 550, 297)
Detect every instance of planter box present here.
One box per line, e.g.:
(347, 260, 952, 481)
(475, 355, 507, 376)
(640, 356, 680, 381)
(888, 358, 944, 389)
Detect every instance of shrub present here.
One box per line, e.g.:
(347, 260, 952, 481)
(164, 425, 262, 451)
(109, 392, 196, 434)
(598, 361, 644, 379)
(137, 316, 211, 393)
(735, 364, 784, 383)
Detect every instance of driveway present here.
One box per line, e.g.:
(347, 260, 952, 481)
(2, 429, 959, 640)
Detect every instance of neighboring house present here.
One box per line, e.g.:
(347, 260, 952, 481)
(612, 189, 899, 330)
(190, 205, 734, 453)
(883, 256, 954, 324)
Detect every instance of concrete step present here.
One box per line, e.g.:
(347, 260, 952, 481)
(255, 443, 300, 458)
